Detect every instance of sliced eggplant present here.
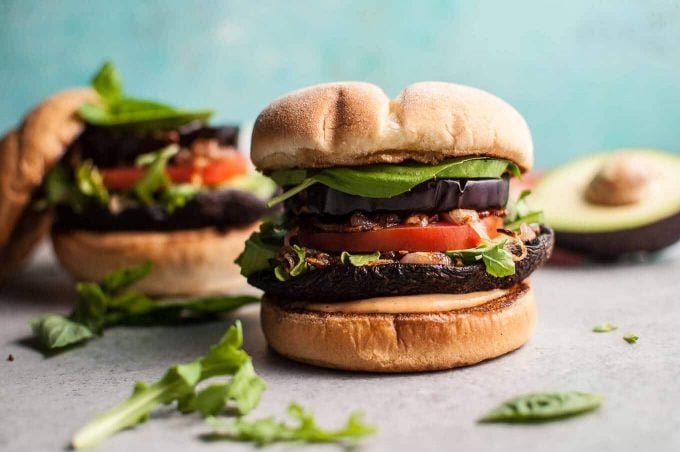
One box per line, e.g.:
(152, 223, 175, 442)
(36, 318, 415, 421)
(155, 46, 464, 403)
(285, 177, 509, 216)
(248, 226, 554, 302)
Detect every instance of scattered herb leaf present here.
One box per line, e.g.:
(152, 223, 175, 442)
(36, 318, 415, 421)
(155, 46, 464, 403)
(623, 333, 639, 344)
(340, 251, 381, 266)
(30, 315, 95, 350)
(206, 403, 376, 446)
(479, 392, 603, 423)
(446, 239, 515, 277)
(592, 323, 618, 333)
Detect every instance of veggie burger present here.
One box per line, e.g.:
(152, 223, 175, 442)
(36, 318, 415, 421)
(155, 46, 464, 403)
(238, 81, 554, 372)
(0, 63, 274, 294)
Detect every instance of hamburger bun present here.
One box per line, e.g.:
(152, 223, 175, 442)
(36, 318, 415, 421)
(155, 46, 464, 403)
(52, 225, 259, 296)
(251, 81, 532, 172)
(261, 282, 536, 373)
(0, 89, 97, 281)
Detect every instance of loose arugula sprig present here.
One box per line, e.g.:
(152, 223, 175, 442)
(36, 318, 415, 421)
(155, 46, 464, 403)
(71, 321, 266, 449)
(446, 239, 516, 277)
(79, 61, 213, 130)
(479, 392, 603, 423)
(206, 403, 376, 446)
(30, 262, 258, 351)
(504, 189, 544, 230)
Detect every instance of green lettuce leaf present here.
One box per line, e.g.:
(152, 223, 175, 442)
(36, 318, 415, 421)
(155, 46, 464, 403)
(235, 222, 287, 277)
(446, 240, 515, 277)
(268, 157, 518, 206)
(206, 403, 376, 446)
(340, 251, 381, 266)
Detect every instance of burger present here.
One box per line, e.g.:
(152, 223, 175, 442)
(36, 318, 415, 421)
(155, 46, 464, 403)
(237, 81, 554, 372)
(0, 63, 275, 294)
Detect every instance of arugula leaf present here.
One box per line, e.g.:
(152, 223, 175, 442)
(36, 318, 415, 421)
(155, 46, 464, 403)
(446, 240, 515, 277)
(623, 333, 639, 344)
(71, 321, 264, 449)
(91, 61, 122, 104)
(504, 189, 544, 230)
(75, 160, 110, 205)
(592, 323, 617, 333)
(478, 392, 603, 423)
(133, 145, 178, 205)
(268, 157, 516, 206)
(30, 315, 94, 350)
(30, 262, 259, 351)
(236, 222, 287, 277)
(78, 62, 214, 130)
(274, 245, 311, 281)
(206, 403, 376, 446)
(340, 251, 381, 266)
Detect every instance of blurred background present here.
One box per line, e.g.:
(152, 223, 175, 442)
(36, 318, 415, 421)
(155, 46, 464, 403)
(1, 0, 679, 167)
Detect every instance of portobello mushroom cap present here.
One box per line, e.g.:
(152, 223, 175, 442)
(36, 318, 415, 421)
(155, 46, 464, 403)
(249, 225, 554, 302)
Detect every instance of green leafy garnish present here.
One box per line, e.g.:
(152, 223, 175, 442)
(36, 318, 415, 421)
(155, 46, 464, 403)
(235, 222, 287, 277)
(479, 392, 603, 423)
(268, 157, 519, 206)
(446, 239, 516, 277)
(220, 173, 278, 201)
(592, 323, 618, 333)
(29, 262, 258, 351)
(206, 403, 376, 446)
(79, 62, 213, 130)
(340, 251, 381, 266)
(504, 189, 544, 230)
(71, 321, 265, 449)
(132, 144, 178, 204)
(75, 160, 110, 205)
(274, 245, 311, 281)
(623, 333, 639, 344)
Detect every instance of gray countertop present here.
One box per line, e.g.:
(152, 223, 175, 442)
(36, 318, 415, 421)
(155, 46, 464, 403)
(1, 243, 679, 452)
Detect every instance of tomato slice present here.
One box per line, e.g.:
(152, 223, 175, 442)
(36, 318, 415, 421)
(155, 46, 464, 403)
(298, 216, 503, 252)
(101, 154, 248, 190)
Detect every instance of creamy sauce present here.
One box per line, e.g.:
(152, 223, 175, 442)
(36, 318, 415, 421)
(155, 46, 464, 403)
(303, 289, 511, 314)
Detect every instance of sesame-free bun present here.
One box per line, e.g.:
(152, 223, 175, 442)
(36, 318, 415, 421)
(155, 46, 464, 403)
(251, 81, 533, 172)
(0, 88, 97, 281)
(261, 282, 536, 373)
(52, 225, 259, 296)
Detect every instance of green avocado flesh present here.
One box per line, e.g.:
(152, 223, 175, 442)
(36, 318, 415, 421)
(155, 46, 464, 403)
(531, 149, 680, 233)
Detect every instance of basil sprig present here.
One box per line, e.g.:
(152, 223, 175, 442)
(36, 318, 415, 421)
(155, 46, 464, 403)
(268, 157, 520, 206)
(479, 392, 603, 423)
(30, 262, 258, 352)
(78, 62, 213, 130)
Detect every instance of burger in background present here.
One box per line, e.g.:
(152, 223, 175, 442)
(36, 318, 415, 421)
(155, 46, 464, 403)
(0, 63, 275, 295)
(238, 81, 554, 372)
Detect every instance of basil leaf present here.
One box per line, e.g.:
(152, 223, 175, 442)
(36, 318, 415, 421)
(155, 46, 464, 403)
(592, 323, 617, 333)
(133, 145, 178, 205)
(91, 61, 122, 104)
(446, 240, 515, 277)
(268, 157, 514, 206)
(479, 392, 603, 423)
(623, 333, 639, 344)
(340, 251, 381, 266)
(72, 283, 108, 334)
(75, 160, 109, 205)
(101, 261, 153, 294)
(30, 315, 94, 350)
(206, 403, 376, 446)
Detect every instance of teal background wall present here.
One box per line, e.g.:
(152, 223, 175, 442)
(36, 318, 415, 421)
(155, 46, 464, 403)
(1, 0, 679, 167)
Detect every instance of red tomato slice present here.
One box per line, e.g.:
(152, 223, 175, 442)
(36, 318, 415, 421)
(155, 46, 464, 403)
(298, 216, 503, 252)
(101, 154, 248, 190)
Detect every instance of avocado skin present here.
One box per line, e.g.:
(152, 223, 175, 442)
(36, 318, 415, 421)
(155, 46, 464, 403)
(555, 212, 680, 257)
(249, 226, 554, 303)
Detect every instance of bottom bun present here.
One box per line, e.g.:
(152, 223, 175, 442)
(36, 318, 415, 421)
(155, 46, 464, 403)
(261, 282, 536, 373)
(52, 225, 258, 296)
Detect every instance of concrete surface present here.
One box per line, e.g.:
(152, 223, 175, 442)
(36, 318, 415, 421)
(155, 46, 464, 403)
(1, 243, 679, 451)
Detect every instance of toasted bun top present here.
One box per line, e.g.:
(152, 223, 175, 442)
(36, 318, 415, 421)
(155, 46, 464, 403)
(251, 81, 533, 172)
(0, 88, 96, 276)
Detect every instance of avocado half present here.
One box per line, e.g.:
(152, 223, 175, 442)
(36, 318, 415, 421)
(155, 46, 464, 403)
(531, 149, 680, 257)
